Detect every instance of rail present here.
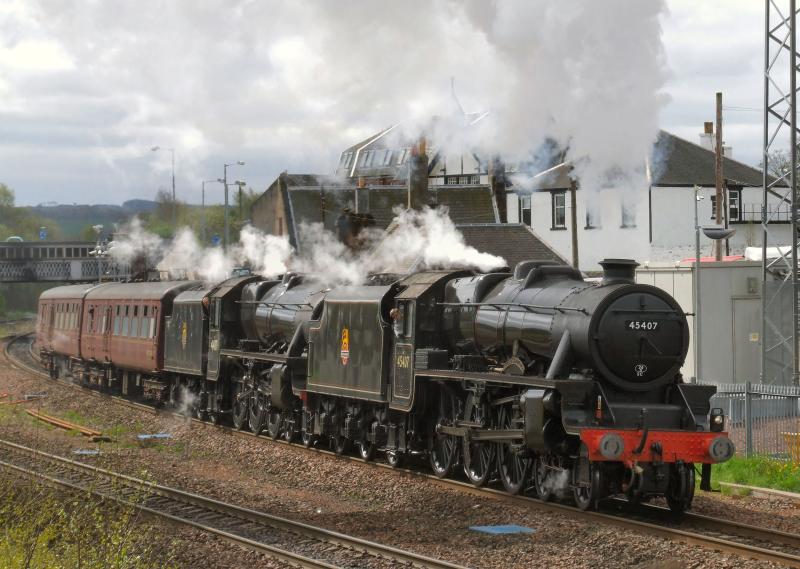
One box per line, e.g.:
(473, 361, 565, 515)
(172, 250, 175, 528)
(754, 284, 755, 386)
(6, 334, 800, 567)
(0, 437, 466, 569)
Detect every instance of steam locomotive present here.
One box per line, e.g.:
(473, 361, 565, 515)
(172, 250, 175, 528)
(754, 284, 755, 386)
(36, 258, 734, 511)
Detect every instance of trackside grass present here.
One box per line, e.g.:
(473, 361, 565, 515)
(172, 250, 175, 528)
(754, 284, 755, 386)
(0, 473, 177, 568)
(709, 456, 800, 493)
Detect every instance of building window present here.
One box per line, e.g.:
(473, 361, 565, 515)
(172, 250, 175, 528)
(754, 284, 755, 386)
(729, 189, 741, 222)
(397, 148, 408, 165)
(446, 176, 459, 185)
(710, 190, 741, 222)
(382, 149, 393, 165)
(520, 195, 531, 226)
(621, 203, 636, 228)
(551, 191, 566, 229)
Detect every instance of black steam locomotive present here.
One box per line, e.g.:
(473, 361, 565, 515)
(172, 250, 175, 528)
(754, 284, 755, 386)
(38, 258, 734, 512)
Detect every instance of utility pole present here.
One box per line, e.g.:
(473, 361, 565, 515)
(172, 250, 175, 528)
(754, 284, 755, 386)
(570, 180, 579, 269)
(714, 92, 725, 261)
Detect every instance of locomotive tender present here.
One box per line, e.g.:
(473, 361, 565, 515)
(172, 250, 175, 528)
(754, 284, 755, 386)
(36, 258, 734, 511)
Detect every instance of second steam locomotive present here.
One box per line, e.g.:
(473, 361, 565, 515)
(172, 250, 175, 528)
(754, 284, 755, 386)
(37, 258, 734, 511)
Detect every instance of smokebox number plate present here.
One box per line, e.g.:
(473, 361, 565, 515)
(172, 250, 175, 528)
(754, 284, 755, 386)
(625, 320, 660, 331)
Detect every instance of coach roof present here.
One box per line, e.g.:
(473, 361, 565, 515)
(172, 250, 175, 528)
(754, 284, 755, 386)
(39, 283, 99, 300)
(84, 281, 201, 301)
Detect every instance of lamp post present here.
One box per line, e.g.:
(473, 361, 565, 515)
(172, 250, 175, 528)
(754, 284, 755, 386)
(201, 179, 224, 244)
(90, 224, 105, 283)
(693, 185, 704, 382)
(151, 146, 176, 228)
(234, 180, 247, 231)
(223, 161, 245, 250)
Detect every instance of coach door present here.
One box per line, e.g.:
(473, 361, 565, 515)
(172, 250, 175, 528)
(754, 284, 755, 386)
(101, 305, 111, 360)
(391, 300, 414, 409)
(206, 298, 222, 380)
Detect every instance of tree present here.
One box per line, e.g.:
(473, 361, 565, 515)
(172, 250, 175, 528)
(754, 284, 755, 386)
(0, 182, 63, 241)
(762, 149, 791, 179)
(0, 183, 14, 210)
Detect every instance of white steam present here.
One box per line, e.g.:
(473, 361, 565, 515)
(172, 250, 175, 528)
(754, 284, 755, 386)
(110, 218, 292, 283)
(110, 206, 505, 285)
(367, 207, 506, 275)
(22, 1, 670, 206)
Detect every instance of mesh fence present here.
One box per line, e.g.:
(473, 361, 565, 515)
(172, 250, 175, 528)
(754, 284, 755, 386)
(708, 382, 800, 462)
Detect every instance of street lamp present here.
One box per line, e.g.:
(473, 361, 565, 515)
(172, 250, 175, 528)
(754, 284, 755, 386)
(151, 146, 176, 228)
(201, 179, 224, 244)
(223, 161, 245, 249)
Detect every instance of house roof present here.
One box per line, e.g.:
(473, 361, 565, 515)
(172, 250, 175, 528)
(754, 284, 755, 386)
(508, 131, 778, 192)
(277, 181, 498, 253)
(456, 224, 567, 268)
(652, 131, 776, 187)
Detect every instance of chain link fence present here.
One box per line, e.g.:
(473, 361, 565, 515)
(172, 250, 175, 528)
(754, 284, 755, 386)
(708, 382, 800, 462)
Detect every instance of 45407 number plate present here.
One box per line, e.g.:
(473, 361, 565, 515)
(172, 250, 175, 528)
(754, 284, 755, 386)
(625, 320, 660, 331)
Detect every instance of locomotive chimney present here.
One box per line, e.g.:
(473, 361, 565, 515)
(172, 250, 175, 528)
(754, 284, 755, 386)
(489, 157, 507, 223)
(599, 258, 639, 285)
(407, 136, 428, 210)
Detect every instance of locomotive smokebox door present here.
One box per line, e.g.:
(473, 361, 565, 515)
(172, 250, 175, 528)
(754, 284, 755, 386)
(392, 301, 414, 403)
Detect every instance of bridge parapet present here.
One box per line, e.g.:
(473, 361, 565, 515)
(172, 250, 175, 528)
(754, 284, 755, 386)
(0, 241, 132, 282)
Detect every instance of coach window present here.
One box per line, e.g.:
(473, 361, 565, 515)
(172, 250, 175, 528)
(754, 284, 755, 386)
(87, 307, 95, 332)
(150, 308, 158, 338)
(131, 305, 139, 338)
(141, 306, 150, 338)
(113, 306, 121, 336)
(122, 306, 130, 337)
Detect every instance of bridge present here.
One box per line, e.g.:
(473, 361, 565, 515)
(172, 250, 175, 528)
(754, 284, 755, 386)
(0, 241, 131, 283)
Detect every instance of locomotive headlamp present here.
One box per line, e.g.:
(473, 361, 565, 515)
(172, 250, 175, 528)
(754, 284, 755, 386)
(710, 407, 725, 432)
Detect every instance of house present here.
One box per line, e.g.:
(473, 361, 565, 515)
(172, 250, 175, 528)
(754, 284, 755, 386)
(506, 126, 790, 270)
(250, 130, 564, 269)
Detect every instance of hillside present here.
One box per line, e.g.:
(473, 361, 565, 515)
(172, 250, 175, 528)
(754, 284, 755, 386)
(28, 200, 158, 239)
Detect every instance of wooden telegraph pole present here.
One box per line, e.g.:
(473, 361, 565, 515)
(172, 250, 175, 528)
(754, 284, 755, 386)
(714, 91, 725, 261)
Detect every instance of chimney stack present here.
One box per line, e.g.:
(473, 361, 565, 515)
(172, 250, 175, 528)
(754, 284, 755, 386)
(407, 136, 428, 210)
(699, 122, 714, 152)
(489, 157, 508, 223)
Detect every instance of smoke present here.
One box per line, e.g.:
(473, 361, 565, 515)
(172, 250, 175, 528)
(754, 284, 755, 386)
(18, 1, 670, 205)
(367, 207, 506, 274)
(110, 206, 505, 286)
(174, 385, 197, 417)
(110, 218, 292, 283)
(539, 467, 571, 498)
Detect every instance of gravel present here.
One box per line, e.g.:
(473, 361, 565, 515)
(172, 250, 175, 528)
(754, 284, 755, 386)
(0, 341, 789, 569)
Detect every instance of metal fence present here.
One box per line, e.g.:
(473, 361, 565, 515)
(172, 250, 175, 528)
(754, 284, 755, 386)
(707, 382, 800, 461)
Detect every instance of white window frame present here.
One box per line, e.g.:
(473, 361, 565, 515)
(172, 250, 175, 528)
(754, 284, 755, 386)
(551, 191, 566, 229)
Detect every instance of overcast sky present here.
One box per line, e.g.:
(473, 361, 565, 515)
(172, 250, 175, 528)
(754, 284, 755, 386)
(0, 1, 766, 207)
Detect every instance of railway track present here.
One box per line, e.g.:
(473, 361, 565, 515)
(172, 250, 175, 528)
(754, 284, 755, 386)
(0, 437, 466, 569)
(5, 333, 800, 568)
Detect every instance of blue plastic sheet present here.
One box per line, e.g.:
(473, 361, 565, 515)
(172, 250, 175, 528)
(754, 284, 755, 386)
(469, 525, 535, 535)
